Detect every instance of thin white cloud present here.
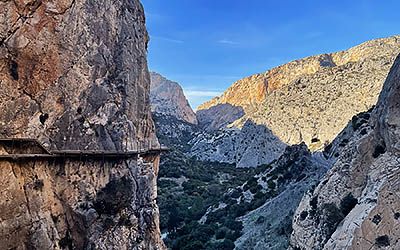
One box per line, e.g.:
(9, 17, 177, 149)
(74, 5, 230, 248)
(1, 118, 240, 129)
(184, 90, 222, 97)
(151, 35, 184, 44)
(305, 31, 323, 39)
(217, 39, 240, 45)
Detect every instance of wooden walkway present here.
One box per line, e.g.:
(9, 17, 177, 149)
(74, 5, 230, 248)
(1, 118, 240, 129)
(0, 138, 168, 160)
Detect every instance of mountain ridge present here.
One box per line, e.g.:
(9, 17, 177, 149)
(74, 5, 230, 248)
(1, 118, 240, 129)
(196, 35, 400, 151)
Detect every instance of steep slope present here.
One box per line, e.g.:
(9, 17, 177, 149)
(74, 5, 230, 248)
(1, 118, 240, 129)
(150, 72, 197, 125)
(0, 0, 164, 249)
(234, 144, 332, 249)
(196, 104, 245, 132)
(198, 36, 400, 149)
(290, 54, 400, 250)
(190, 120, 286, 168)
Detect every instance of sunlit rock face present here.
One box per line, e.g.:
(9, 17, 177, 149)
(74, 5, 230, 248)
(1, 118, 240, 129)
(0, 0, 158, 151)
(198, 36, 400, 150)
(150, 72, 198, 125)
(0, 0, 164, 249)
(290, 55, 400, 250)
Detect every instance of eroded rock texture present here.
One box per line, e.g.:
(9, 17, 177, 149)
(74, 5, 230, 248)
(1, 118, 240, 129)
(290, 55, 400, 250)
(0, 158, 163, 250)
(0, 0, 164, 249)
(150, 72, 197, 125)
(189, 120, 286, 168)
(0, 0, 158, 151)
(198, 36, 400, 150)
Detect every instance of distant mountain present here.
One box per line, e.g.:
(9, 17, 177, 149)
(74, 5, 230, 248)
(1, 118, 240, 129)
(150, 72, 198, 124)
(153, 37, 400, 249)
(197, 36, 400, 150)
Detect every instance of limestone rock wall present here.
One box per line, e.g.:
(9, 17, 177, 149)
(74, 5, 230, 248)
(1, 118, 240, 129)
(0, 158, 164, 250)
(198, 36, 400, 150)
(0, 0, 158, 151)
(189, 120, 286, 168)
(150, 72, 197, 125)
(290, 54, 400, 250)
(0, 0, 164, 249)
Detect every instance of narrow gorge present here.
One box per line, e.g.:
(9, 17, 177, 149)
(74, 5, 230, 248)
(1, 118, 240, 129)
(1, 0, 400, 249)
(151, 36, 400, 250)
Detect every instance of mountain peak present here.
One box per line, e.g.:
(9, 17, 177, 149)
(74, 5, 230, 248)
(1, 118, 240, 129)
(150, 72, 198, 124)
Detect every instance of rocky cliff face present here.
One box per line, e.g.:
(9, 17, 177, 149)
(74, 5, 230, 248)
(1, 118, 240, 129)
(150, 72, 197, 125)
(198, 36, 400, 149)
(0, 0, 164, 249)
(290, 54, 400, 250)
(235, 144, 332, 249)
(196, 104, 244, 132)
(190, 120, 286, 168)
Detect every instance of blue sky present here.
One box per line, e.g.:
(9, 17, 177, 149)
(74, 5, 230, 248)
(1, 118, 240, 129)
(141, 0, 400, 109)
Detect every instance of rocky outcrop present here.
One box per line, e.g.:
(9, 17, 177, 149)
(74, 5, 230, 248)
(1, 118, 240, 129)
(290, 54, 400, 250)
(150, 72, 197, 125)
(0, 0, 164, 249)
(197, 104, 244, 131)
(198, 36, 400, 149)
(235, 144, 332, 249)
(149, 74, 283, 168)
(190, 120, 286, 168)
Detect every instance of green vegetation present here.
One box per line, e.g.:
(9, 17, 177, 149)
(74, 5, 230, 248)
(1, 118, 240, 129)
(157, 151, 270, 250)
(339, 193, 358, 216)
(375, 235, 390, 247)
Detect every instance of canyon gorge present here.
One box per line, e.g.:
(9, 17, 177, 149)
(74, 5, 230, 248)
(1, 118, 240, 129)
(0, 0, 400, 249)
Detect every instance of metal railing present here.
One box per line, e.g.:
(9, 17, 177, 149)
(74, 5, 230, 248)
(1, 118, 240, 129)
(0, 138, 168, 160)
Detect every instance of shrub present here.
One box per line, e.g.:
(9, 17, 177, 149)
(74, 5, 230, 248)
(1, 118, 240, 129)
(310, 196, 318, 210)
(254, 190, 265, 200)
(267, 179, 276, 190)
(299, 210, 308, 221)
(372, 144, 386, 158)
(224, 218, 243, 232)
(249, 184, 263, 194)
(33, 179, 44, 191)
(158, 179, 177, 189)
(321, 203, 343, 239)
(340, 193, 358, 216)
(175, 238, 204, 250)
(217, 239, 235, 250)
(215, 227, 227, 239)
(225, 230, 242, 241)
(375, 235, 390, 247)
(206, 239, 235, 250)
(230, 188, 242, 199)
(372, 214, 382, 225)
(244, 177, 258, 191)
(256, 216, 266, 224)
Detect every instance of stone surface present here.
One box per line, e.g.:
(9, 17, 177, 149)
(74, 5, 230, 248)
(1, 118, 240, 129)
(0, 0, 164, 249)
(189, 120, 286, 168)
(290, 54, 400, 250)
(197, 103, 244, 132)
(0, 0, 158, 151)
(149, 75, 283, 168)
(150, 72, 197, 125)
(235, 144, 333, 250)
(198, 36, 400, 150)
